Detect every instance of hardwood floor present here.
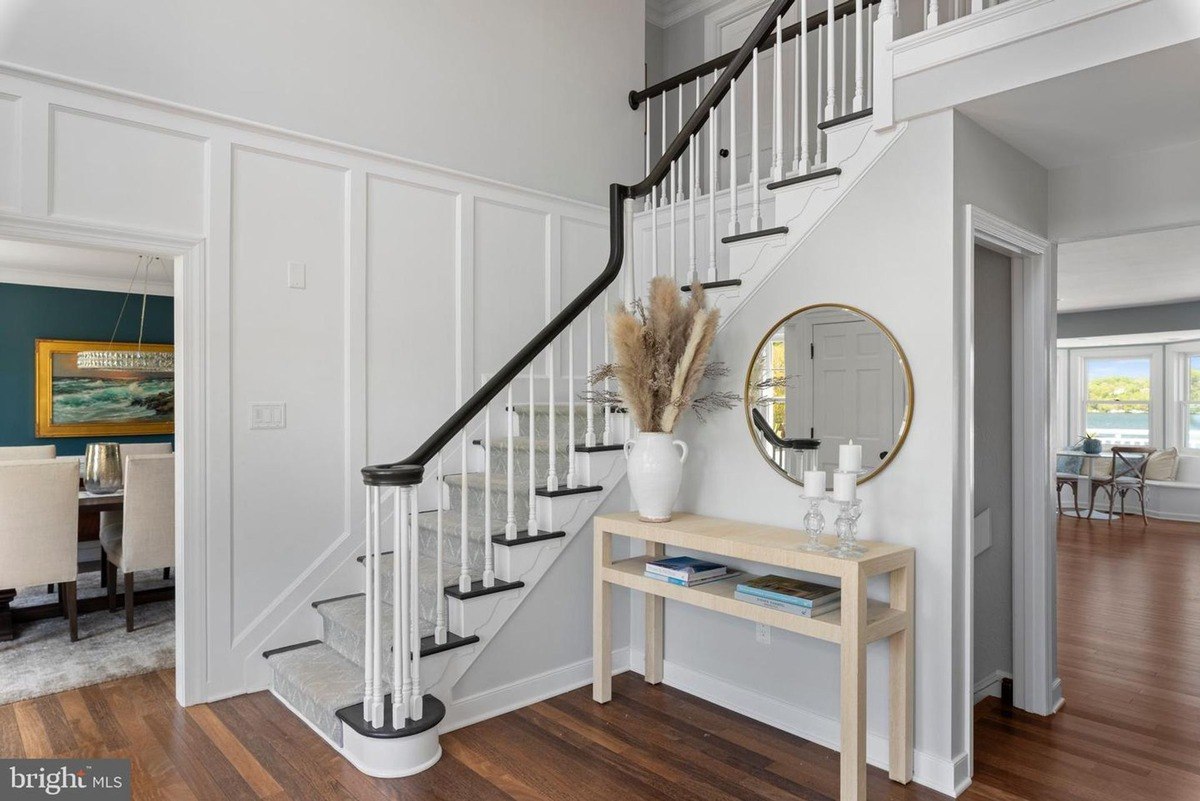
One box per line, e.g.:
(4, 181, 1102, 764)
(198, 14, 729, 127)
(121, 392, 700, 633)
(1, 514, 1196, 799)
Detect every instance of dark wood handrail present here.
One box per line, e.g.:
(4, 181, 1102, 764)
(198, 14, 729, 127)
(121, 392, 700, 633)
(751, 408, 819, 451)
(630, 0, 883, 110)
(363, 0, 795, 487)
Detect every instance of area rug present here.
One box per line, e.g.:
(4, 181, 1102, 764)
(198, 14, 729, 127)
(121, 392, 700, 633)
(0, 569, 174, 705)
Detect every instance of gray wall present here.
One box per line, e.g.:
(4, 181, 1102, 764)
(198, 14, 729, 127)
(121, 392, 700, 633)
(1058, 300, 1200, 339)
(972, 245, 1014, 691)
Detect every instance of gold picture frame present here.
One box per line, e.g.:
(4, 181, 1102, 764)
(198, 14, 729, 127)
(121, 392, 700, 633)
(35, 339, 174, 438)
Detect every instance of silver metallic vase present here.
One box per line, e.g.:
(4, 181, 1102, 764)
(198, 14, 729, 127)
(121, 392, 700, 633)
(84, 442, 123, 494)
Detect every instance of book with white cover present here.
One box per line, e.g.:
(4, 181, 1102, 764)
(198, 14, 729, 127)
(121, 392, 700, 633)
(734, 589, 840, 618)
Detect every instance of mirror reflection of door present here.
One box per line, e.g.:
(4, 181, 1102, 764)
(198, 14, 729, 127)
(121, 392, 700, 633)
(811, 319, 896, 473)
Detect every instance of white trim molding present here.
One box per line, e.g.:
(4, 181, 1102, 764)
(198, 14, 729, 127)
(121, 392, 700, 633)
(958, 205, 1058, 787)
(648, 0, 736, 29)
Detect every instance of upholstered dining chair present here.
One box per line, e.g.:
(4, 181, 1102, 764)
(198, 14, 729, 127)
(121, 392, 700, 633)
(0, 459, 81, 640)
(0, 444, 56, 461)
(99, 442, 174, 580)
(1107, 446, 1155, 524)
(101, 454, 174, 632)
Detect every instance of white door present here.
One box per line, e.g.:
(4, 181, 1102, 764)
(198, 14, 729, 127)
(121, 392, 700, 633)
(812, 320, 896, 472)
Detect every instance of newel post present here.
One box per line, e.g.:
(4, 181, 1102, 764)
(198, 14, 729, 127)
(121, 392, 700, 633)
(872, 0, 897, 131)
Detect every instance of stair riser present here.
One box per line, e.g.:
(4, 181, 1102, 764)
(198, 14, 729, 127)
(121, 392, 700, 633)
(481, 442, 573, 480)
(445, 480, 531, 524)
(416, 523, 490, 569)
(512, 407, 593, 439)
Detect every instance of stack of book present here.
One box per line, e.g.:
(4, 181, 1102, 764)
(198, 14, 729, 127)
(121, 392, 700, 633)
(734, 575, 841, 618)
(644, 556, 739, 587)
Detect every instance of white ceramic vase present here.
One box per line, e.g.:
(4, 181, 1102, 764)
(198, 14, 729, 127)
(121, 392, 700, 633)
(624, 432, 689, 523)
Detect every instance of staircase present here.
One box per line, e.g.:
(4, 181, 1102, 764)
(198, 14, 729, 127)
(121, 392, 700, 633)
(262, 0, 901, 778)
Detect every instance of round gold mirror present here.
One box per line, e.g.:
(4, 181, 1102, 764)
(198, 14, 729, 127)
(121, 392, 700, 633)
(745, 303, 913, 488)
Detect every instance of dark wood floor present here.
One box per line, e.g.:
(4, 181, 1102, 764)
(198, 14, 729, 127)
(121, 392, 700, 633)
(1, 515, 1197, 800)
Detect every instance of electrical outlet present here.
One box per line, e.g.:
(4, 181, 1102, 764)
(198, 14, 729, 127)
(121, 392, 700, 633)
(755, 623, 771, 645)
(287, 261, 306, 289)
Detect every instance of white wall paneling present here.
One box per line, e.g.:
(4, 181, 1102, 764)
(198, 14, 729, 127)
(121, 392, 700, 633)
(0, 62, 608, 704)
(48, 106, 206, 233)
(0, 93, 18, 210)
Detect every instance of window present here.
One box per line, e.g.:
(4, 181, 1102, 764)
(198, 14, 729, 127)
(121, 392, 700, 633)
(1083, 355, 1152, 446)
(766, 338, 786, 431)
(1189, 354, 1200, 450)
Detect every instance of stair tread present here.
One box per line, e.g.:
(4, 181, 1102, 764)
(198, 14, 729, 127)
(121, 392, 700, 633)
(766, 167, 841, 191)
(268, 641, 373, 716)
(721, 226, 789, 245)
(317, 594, 477, 658)
(817, 107, 873, 130)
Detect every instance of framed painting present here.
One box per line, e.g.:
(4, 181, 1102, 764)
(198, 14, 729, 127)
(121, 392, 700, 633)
(35, 339, 174, 438)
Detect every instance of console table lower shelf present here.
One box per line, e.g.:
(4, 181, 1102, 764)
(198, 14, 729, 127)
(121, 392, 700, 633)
(592, 512, 914, 801)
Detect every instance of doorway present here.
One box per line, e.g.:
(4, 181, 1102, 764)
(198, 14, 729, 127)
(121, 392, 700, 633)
(0, 219, 206, 706)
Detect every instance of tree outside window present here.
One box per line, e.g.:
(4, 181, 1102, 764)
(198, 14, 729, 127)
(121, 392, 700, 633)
(1085, 357, 1151, 446)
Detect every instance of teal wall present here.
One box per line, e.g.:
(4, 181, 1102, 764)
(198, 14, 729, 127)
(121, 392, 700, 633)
(0, 282, 174, 456)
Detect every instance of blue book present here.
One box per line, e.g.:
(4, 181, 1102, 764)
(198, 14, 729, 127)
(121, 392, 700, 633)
(644, 570, 741, 587)
(645, 556, 728, 580)
(735, 575, 840, 608)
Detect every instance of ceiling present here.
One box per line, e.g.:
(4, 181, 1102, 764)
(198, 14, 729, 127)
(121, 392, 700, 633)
(646, 0, 732, 29)
(1056, 224, 1200, 313)
(960, 39, 1200, 169)
(0, 239, 174, 296)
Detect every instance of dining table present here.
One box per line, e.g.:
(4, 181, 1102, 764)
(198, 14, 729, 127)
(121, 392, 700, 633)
(0, 488, 172, 641)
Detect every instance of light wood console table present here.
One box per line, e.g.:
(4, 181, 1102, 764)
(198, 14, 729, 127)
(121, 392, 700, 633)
(592, 512, 914, 801)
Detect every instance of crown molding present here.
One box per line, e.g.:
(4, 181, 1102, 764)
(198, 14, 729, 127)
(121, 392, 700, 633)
(647, 0, 732, 29)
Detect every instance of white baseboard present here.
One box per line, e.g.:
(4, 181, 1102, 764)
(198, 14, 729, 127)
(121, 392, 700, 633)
(1145, 507, 1200, 523)
(440, 647, 631, 734)
(972, 670, 1011, 704)
(629, 648, 961, 797)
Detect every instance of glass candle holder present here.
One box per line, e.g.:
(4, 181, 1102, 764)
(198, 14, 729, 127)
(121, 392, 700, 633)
(831, 498, 866, 558)
(801, 497, 830, 552)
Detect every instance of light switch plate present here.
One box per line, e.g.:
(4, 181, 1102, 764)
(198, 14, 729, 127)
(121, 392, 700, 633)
(250, 402, 286, 430)
(287, 261, 306, 289)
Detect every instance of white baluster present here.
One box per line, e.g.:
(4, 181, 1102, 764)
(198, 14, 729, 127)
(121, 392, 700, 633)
(370, 487, 383, 726)
(772, 16, 784, 183)
(688, 88, 698, 282)
(728, 76, 741, 237)
(434, 454, 446, 643)
(363, 487, 375, 724)
(826, 2, 836, 120)
(546, 343, 558, 491)
(927, 0, 940, 30)
(800, 0, 810, 172)
(817, 25, 826, 166)
(624, 199, 636, 304)
(692, 80, 702, 198)
(644, 99, 652, 211)
(585, 307, 596, 447)
(602, 290, 613, 446)
(505, 386, 517, 540)
(676, 88, 685, 202)
(708, 71, 719, 282)
(792, 10, 802, 175)
(751, 47, 763, 231)
(651, 182, 659, 277)
(853, 2, 864, 112)
(670, 148, 677, 280)
(841, 13, 849, 113)
(567, 322, 578, 489)
(408, 487, 423, 721)
(394, 487, 409, 725)
(867, 4, 874, 107)
(527, 371, 538, 536)
(483, 407, 494, 587)
(661, 93, 668, 207)
(458, 431, 470, 593)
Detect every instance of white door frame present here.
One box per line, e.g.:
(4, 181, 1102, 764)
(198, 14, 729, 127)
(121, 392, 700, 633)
(959, 205, 1060, 778)
(0, 212, 208, 707)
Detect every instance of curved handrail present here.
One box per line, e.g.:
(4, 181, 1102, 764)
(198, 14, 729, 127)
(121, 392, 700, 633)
(751, 408, 819, 451)
(363, 0, 795, 487)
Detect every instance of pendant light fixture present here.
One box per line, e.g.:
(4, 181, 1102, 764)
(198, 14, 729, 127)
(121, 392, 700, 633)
(77, 255, 174, 372)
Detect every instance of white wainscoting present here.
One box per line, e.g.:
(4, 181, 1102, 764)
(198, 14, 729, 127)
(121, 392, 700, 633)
(0, 63, 609, 703)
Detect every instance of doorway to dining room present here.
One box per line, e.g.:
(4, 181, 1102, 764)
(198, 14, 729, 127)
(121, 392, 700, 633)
(0, 235, 183, 705)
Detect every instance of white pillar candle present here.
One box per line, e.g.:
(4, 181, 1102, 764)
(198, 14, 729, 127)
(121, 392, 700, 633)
(803, 470, 826, 498)
(833, 471, 857, 502)
(839, 439, 863, 472)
